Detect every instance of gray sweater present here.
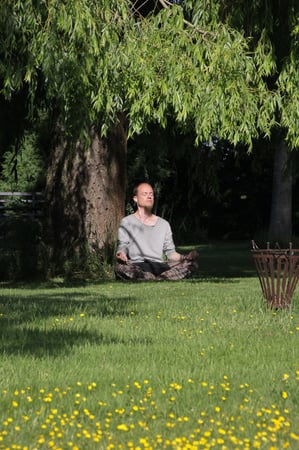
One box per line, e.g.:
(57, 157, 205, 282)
(117, 214, 176, 263)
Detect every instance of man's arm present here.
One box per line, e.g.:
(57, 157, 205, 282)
(168, 250, 198, 262)
(167, 251, 183, 262)
(116, 251, 128, 263)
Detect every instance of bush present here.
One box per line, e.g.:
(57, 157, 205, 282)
(0, 216, 46, 280)
(0, 132, 46, 192)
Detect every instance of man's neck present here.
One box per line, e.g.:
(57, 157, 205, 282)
(135, 207, 154, 224)
(137, 207, 152, 217)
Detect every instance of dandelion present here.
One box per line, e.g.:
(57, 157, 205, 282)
(170, 383, 182, 391)
(166, 422, 176, 428)
(290, 432, 299, 440)
(117, 424, 129, 431)
(281, 391, 288, 399)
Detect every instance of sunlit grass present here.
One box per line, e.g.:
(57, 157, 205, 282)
(1, 374, 299, 449)
(0, 242, 299, 449)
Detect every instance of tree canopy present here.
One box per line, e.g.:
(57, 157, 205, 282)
(1, 0, 299, 278)
(2, 0, 298, 149)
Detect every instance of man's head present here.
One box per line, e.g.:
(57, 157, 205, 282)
(133, 182, 154, 210)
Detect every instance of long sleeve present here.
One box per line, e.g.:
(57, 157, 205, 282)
(116, 215, 176, 263)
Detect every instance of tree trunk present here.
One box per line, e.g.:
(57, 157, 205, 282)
(45, 116, 127, 274)
(269, 139, 292, 242)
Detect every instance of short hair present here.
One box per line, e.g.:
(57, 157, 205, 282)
(133, 181, 153, 197)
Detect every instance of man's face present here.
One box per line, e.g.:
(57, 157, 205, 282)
(134, 183, 154, 209)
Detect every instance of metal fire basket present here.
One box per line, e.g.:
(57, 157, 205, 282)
(251, 241, 299, 308)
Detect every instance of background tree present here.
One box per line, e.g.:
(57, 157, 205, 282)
(127, 125, 275, 242)
(0, 132, 46, 192)
(217, 0, 299, 241)
(1, 0, 298, 276)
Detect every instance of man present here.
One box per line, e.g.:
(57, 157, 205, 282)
(115, 182, 198, 280)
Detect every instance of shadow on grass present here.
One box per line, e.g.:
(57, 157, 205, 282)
(0, 326, 153, 357)
(0, 291, 150, 357)
(179, 240, 257, 279)
(0, 241, 259, 355)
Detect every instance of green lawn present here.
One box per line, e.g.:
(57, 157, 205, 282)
(0, 241, 299, 449)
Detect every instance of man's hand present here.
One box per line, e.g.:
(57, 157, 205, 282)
(185, 250, 199, 261)
(116, 251, 128, 263)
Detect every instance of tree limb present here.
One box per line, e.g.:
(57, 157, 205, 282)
(157, 0, 215, 36)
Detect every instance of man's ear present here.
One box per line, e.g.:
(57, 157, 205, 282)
(133, 195, 137, 204)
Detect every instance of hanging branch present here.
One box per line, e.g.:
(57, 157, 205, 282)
(157, 0, 216, 36)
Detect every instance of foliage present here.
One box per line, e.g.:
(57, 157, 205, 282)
(2, 0, 298, 148)
(127, 128, 275, 242)
(1, 242, 299, 448)
(279, 36, 299, 147)
(1, 0, 299, 277)
(0, 132, 45, 191)
(62, 242, 116, 282)
(0, 216, 45, 280)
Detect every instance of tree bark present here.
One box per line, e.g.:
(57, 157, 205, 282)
(269, 139, 292, 242)
(45, 116, 127, 274)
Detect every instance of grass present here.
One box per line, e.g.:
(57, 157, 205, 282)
(0, 241, 299, 449)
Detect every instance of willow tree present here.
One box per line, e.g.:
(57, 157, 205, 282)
(216, 0, 299, 240)
(1, 0, 297, 273)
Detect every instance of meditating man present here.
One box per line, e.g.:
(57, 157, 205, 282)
(115, 182, 198, 280)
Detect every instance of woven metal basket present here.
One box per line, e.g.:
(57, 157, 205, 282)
(251, 241, 299, 308)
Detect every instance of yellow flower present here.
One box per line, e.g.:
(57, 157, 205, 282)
(281, 391, 288, 399)
(290, 432, 299, 440)
(117, 424, 129, 431)
(166, 422, 176, 428)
